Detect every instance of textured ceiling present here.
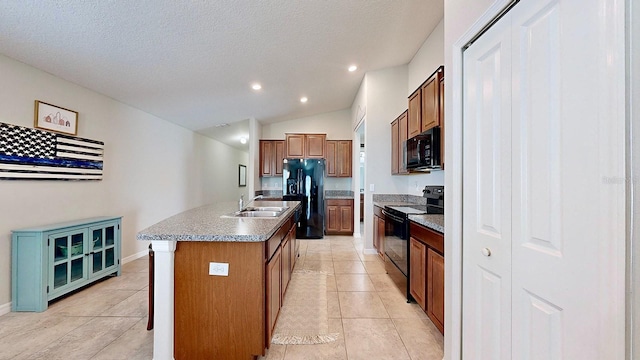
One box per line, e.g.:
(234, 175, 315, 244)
(0, 0, 443, 138)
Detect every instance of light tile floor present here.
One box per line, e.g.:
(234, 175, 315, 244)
(0, 234, 443, 360)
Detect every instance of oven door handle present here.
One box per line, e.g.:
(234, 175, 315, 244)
(381, 209, 405, 224)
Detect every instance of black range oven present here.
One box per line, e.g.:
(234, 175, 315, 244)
(383, 186, 444, 302)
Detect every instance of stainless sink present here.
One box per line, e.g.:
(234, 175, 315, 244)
(244, 206, 289, 212)
(221, 206, 289, 218)
(234, 211, 282, 218)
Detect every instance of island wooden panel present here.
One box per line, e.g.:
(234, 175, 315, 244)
(174, 241, 265, 360)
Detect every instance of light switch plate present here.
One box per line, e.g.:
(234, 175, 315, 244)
(369, 184, 375, 192)
(209, 262, 229, 276)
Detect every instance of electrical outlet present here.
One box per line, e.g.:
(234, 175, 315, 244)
(369, 184, 375, 192)
(209, 262, 229, 276)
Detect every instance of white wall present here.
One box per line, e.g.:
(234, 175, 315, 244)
(0, 54, 248, 309)
(405, 17, 446, 193)
(408, 18, 445, 95)
(360, 66, 409, 249)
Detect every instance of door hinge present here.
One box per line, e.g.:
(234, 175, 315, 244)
(46, 285, 49, 293)
(47, 239, 50, 246)
(117, 224, 120, 230)
(117, 259, 120, 264)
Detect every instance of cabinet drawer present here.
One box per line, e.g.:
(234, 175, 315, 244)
(409, 222, 443, 254)
(326, 199, 353, 206)
(374, 205, 384, 218)
(266, 215, 294, 261)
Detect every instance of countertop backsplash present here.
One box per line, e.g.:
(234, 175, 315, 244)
(371, 194, 427, 205)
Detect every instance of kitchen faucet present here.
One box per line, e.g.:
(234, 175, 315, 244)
(239, 194, 263, 211)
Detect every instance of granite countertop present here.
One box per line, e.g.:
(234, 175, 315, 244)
(408, 214, 444, 234)
(372, 200, 444, 234)
(136, 200, 301, 242)
(325, 190, 354, 200)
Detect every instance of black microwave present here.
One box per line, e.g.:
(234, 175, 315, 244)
(405, 127, 441, 170)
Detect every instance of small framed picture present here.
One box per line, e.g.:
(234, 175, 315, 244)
(239, 164, 247, 187)
(34, 100, 78, 135)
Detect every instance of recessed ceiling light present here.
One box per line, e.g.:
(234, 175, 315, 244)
(251, 83, 262, 90)
(240, 137, 247, 144)
(348, 65, 358, 72)
(300, 97, 308, 103)
(214, 123, 230, 127)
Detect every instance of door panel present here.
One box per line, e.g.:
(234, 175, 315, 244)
(462, 9, 512, 359)
(463, 0, 624, 359)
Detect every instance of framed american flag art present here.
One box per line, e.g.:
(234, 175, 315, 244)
(0, 122, 103, 180)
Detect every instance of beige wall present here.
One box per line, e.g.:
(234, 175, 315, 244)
(0, 54, 248, 310)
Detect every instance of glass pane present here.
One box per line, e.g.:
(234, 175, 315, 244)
(71, 233, 84, 257)
(93, 229, 102, 250)
(54, 263, 67, 289)
(105, 248, 115, 268)
(93, 252, 103, 273)
(105, 226, 115, 246)
(54, 236, 68, 261)
(70, 258, 84, 282)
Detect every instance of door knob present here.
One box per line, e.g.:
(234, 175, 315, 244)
(482, 248, 492, 257)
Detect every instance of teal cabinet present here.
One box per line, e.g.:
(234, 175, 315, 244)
(12, 216, 122, 312)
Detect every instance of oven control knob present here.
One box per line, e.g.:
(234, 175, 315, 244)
(482, 248, 492, 257)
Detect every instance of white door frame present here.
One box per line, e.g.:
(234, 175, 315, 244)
(445, 0, 627, 358)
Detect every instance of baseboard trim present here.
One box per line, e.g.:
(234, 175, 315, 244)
(122, 249, 148, 264)
(0, 301, 11, 316)
(363, 248, 378, 255)
(353, 232, 362, 238)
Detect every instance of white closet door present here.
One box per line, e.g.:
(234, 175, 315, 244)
(463, 0, 625, 359)
(510, 0, 622, 358)
(462, 11, 513, 360)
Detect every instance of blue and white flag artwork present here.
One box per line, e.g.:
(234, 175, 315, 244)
(0, 122, 103, 180)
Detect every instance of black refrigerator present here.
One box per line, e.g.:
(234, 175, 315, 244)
(282, 158, 325, 239)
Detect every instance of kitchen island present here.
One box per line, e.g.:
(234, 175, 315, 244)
(137, 200, 301, 360)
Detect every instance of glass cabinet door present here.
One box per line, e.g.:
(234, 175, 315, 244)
(50, 229, 88, 295)
(89, 222, 118, 277)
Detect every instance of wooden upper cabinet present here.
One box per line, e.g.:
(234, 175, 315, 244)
(408, 89, 422, 138)
(285, 134, 305, 158)
(260, 140, 285, 177)
(285, 133, 326, 158)
(326, 140, 351, 178)
(260, 140, 273, 177)
(337, 140, 352, 177)
(274, 140, 285, 176)
(421, 76, 439, 132)
(326, 141, 337, 176)
(398, 111, 409, 174)
(305, 134, 326, 158)
(391, 110, 408, 175)
(391, 119, 399, 174)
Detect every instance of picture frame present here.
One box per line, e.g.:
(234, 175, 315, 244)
(239, 164, 247, 187)
(34, 100, 78, 135)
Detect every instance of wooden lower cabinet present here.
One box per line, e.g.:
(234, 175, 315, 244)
(173, 213, 298, 359)
(325, 199, 354, 235)
(427, 248, 445, 333)
(373, 206, 385, 259)
(409, 221, 444, 335)
(281, 234, 292, 299)
(409, 237, 427, 311)
(266, 246, 282, 346)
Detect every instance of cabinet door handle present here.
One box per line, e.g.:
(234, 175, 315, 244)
(482, 248, 492, 257)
